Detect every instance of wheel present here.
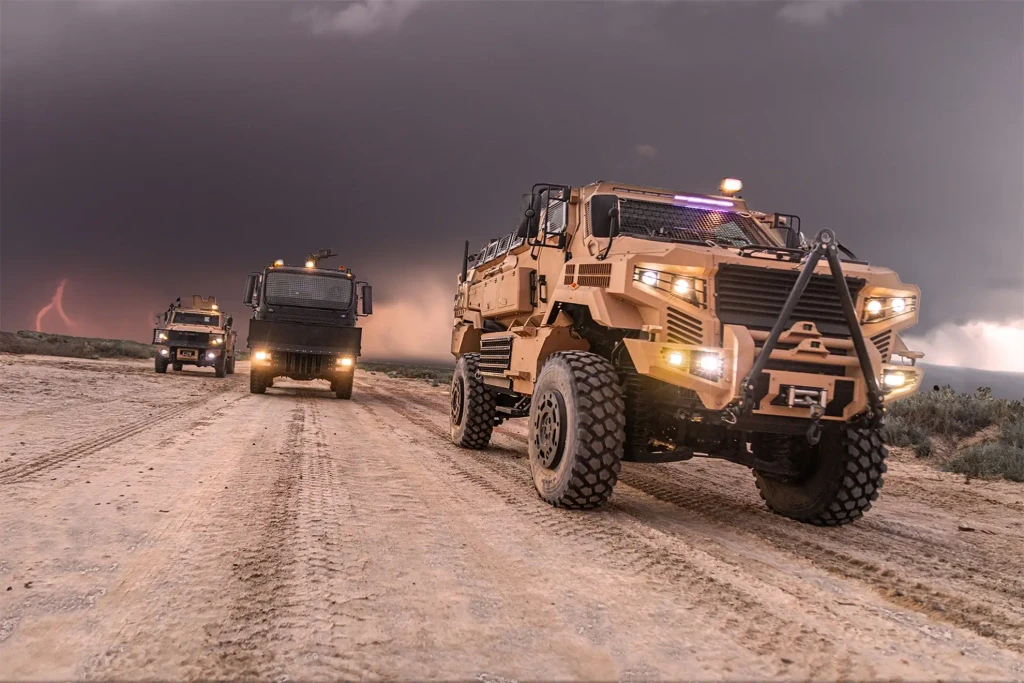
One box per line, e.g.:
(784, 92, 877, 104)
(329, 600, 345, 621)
(226, 356, 235, 375)
(449, 353, 496, 449)
(214, 353, 226, 378)
(753, 426, 887, 526)
(172, 362, 183, 372)
(528, 351, 625, 509)
(250, 370, 268, 394)
(333, 373, 354, 400)
(267, 376, 274, 388)
(155, 356, 168, 373)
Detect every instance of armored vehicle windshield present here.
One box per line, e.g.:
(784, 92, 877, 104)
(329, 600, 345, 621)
(618, 199, 777, 247)
(172, 311, 221, 326)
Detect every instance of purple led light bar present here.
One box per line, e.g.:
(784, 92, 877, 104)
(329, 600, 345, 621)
(673, 194, 734, 209)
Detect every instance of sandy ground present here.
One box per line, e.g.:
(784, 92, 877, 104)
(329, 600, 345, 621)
(2, 353, 1023, 681)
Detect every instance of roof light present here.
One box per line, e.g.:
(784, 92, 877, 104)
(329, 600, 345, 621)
(673, 194, 734, 209)
(273, 259, 284, 267)
(211, 304, 219, 311)
(719, 178, 743, 196)
(305, 260, 316, 268)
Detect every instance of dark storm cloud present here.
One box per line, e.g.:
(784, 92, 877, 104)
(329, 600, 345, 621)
(1, 1, 1022, 361)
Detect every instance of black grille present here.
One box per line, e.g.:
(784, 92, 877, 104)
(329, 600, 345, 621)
(715, 264, 864, 337)
(666, 307, 703, 345)
(285, 353, 326, 375)
(618, 200, 772, 246)
(168, 330, 211, 346)
(479, 336, 513, 375)
(871, 330, 892, 361)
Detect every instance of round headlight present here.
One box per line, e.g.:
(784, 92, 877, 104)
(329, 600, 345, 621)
(641, 270, 658, 287)
(254, 350, 268, 361)
(891, 297, 907, 314)
(673, 277, 691, 295)
(866, 300, 883, 316)
(667, 352, 684, 367)
(158, 333, 168, 341)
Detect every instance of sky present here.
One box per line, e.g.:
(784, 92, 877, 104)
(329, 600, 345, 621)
(1, 0, 1022, 366)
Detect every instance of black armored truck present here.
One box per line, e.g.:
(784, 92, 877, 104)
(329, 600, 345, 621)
(243, 249, 372, 399)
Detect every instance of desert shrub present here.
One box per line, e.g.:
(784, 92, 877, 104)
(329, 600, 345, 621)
(886, 385, 1024, 440)
(1001, 419, 1024, 449)
(360, 362, 453, 385)
(945, 442, 1024, 482)
(912, 439, 933, 458)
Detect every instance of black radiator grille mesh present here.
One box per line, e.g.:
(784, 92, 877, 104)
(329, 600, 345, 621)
(715, 264, 865, 337)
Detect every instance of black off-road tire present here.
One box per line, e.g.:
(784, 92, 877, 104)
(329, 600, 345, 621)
(753, 426, 887, 526)
(333, 373, 354, 400)
(250, 370, 269, 395)
(528, 351, 625, 509)
(214, 353, 227, 378)
(226, 356, 236, 375)
(450, 353, 496, 449)
(155, 356, 168, 374)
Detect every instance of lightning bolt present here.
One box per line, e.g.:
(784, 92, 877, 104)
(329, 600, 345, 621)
(35, 279, 77, 332)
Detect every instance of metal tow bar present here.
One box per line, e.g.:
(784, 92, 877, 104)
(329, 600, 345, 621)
(734, 229, 886, 435)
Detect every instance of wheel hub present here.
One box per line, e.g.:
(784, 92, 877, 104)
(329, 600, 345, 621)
(533, 389, 567, 469)
(451, 378, 465, 427)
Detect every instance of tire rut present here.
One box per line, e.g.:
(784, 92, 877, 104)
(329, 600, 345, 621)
(618, 463, 1024, 653)
(417, 382, 1024, 654)
(0, 384, 236, 485)
(358, 384, 860, 674)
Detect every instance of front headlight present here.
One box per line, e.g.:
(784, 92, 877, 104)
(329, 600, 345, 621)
(253, 350, 270, 361)
(211, 337, 223, 345)
(158, 332, 168, 341)
(662, 348, 724, 381)
(634, 267, 706, 306)
(863, 295, 916, 322)
(336, 356, 354, 368)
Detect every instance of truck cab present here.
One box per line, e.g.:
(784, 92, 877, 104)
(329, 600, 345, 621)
(243, 251, 372, 399)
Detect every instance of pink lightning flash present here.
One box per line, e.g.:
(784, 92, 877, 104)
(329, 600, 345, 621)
(35, 279, 77, 332)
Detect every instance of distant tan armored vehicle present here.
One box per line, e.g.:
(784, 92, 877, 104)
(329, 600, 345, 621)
(153, 295, 237, 377)
(450, 179, 923, 525)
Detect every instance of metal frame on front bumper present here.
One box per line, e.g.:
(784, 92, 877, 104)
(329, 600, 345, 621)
(622, 230, 922, 428)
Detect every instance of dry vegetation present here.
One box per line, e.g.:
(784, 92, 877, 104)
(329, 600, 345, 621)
(882, 385, 1024, 482)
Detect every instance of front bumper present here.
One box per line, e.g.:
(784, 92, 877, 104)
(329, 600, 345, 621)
(155, 345, 222, 366)
(249, 349, 356, 378)
(622, 324, 923, 421)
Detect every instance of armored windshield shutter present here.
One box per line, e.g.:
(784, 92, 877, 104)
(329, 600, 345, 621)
(545, 196, 567, 234)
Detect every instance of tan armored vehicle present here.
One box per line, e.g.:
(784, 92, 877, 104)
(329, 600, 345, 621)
(450, 179, 923, 525)
(153, 295, 237, 377)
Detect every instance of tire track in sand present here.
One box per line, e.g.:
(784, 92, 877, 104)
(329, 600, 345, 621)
(0, 384, 237, 485)
(358, 383, 863, 676)
(391, 382, 1024, 655)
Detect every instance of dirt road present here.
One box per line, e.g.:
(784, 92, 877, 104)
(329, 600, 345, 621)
(2, 354, 1023, 680)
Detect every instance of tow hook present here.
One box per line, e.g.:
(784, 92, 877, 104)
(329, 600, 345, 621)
(722, 406, 738, 425)
(806, 402, 825, 445)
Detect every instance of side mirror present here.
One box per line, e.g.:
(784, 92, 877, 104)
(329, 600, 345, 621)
(590, 194, 620, 238)
(226, 316, 233, 328)
(153, 315, 160, 326)
(360, 284, 373, 315)
(243, 272, 259, 306)
(516, 192, 542, 239)
(772, 213, 803, 249)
